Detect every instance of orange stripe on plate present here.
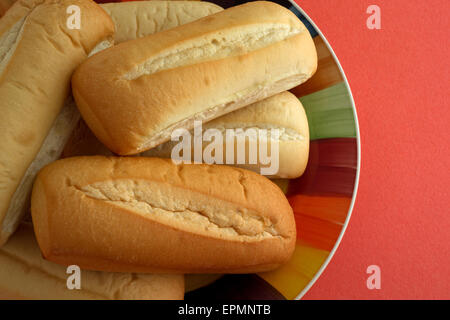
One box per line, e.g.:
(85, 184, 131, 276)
(294, 213, 343, 251)
(289, 194, 351, 224)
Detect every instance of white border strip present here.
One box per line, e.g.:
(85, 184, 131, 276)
(286, 0, 362, 300)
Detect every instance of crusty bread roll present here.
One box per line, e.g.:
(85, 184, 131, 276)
(0, 223, 184, 300)
(62, 92, 309, 179)
(72, 1, 317, 156)
(100, 1, 223, 44)
(66, 1, 224, 154)
(61, 1, 226, 158)
(31, 156, 296, 273)
(61, 1, 224, 172)
(143, 91, 310, 178)
(0, 0, 114, 246)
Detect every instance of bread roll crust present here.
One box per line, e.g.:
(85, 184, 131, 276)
(100, 1, 223, 44)
(72, 1, 317, 155)
(144, 91, 310, 178)
(62, 92, 310, 179)
(0, 0, 114, 246)
(0, 223, 184, 299)
(31, 156, 296, 273)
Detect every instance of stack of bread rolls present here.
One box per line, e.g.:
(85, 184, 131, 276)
(0, 0, 317, 299)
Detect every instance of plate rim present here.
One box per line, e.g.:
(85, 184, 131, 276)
(285, 0, 362, 300)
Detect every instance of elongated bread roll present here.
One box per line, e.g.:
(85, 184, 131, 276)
(62, 1, 225, 157)
(62, 92, 309, 179)
(0, 0, 114, 246)
(72, 1, 317, 156)
(100, 1, 223, 44)
(144, 91, 310, 178)
(0, 223, 184, 299)
(4, 97, 80, 235)
(31, 156, 296, 273)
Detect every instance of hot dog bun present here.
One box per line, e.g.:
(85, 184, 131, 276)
(31, 156, 296, 273)
(72, 1, 317, 155)
(0, 0, 114, 246)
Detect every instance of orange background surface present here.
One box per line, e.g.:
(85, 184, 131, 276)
(294, 0, 449, 299)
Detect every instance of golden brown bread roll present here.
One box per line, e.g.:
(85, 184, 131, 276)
(100, 1, 223, 44)
(31, 156, 296, 273)
(72, 1, 317, 155)
(143, 91, 310, 178)
(0, 0, 114, 246)
(62, 92, 309, 179)
(0, 223, 184, 299)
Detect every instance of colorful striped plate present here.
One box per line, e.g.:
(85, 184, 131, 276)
(185, 0, 360, 300)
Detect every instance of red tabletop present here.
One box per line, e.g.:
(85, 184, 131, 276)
(294, 0, 449, 299)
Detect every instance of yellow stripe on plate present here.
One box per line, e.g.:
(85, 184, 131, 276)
(258, 241, 330, 299)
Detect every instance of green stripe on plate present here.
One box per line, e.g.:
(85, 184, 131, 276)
(300, 82, 357, 140)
